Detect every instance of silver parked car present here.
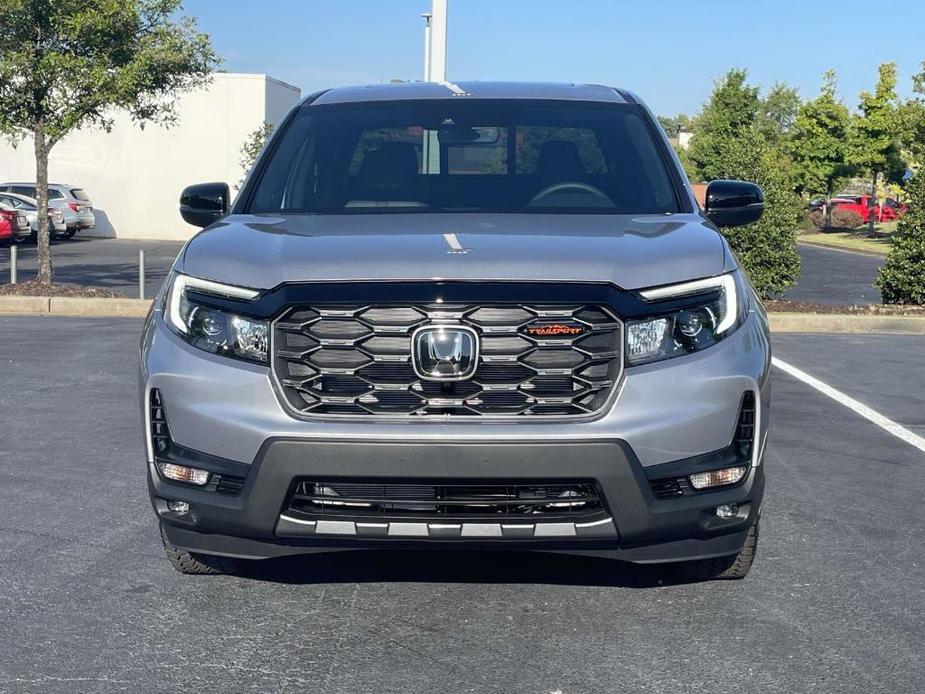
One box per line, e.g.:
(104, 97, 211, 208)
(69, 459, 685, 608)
(0, 182, 95, 238)
(0, 192, 67, 241)
(143, 82, 769, 581)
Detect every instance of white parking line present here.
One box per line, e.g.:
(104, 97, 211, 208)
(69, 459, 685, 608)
(772, 356, 925, 455)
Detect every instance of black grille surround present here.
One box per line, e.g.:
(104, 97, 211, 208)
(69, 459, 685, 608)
(272, 302, 623, 417)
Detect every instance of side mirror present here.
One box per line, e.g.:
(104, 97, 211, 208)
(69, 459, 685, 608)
(180, 182, 230, 228)
(704, 180, 764, 227)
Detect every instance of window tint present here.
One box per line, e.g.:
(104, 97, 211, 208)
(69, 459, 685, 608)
(247, 100, 679, 215)
(71, 188, 90, 201)
(48, 188, 64, 200)
(12, 186, 35, 197)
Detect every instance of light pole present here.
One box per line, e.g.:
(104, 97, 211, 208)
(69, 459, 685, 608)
(421, 12, 432, 81)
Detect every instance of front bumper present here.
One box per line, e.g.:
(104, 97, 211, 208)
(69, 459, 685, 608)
(153, 438, 763, 563)
(143, 301, 770, 564)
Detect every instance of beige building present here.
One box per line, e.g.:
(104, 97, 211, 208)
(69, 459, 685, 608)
(0, 73, 301, 240)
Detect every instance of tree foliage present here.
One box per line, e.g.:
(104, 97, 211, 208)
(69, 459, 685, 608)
(237, 121, 274, 189)
(877, 172, 925, 304)
(688, 69, 802, 297)
(899, 61, 925, 165)
(0, 0, 219, 283)
(758, 82, 801, 145)
(788, 70, 854, 222)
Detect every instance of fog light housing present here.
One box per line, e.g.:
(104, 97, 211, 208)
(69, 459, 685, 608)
(688, 465, 747, 490)
(157, 462, 210, 486)
(167, 500, 190, 513)
(715, 503, 739, 519)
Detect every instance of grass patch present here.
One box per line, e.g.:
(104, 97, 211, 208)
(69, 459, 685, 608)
(798, 230, 892, 255)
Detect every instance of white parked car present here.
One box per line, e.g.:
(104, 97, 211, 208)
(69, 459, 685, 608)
(0, 192, 67, 241)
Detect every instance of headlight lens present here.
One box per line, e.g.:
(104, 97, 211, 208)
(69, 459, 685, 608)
(164, 274, 268, 364)
(626, 272, 745, 366)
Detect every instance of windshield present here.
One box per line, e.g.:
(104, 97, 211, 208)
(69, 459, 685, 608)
(246, 100, 679, 215)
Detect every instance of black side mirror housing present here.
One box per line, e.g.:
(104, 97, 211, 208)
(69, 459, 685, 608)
(180, 182, 230, 228)
(704, 180, 764, 227)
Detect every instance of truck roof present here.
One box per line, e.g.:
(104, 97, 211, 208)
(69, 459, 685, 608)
(308, 81, 632, 106)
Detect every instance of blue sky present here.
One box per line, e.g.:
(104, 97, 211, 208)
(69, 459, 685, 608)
(183, 0, 925, 116)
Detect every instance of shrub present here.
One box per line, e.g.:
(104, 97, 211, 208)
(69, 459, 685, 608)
(704, 130, 803, 298)
(808, 206, 864, 229)
(878, 173, 925, 304)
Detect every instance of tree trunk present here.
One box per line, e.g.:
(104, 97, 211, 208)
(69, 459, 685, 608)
(868, 171, 878, 235)
(824, 182, 833, 229)
(34, 122, 53, 285)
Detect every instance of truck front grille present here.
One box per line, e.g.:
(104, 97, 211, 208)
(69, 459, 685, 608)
(272, 303, 622, 417)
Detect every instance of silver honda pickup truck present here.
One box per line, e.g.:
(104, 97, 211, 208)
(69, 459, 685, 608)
(141, 81, 770, 580)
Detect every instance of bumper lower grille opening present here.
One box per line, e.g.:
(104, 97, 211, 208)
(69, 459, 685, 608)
(273, 301, 623, 417)
(736, 391, 757, 460)
(285, 480, 608, 523)
(149, 389, 170, 456)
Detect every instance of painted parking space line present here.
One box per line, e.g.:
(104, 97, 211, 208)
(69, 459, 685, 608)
(772, 356, 925, 456)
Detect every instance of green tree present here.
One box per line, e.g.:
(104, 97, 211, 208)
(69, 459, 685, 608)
(758, 82, 801, 145)
(0, 0, 218, 285)
(877, 172, 925, 304)
(899, 61, 925, 165)
(849, 62, 904, 233)
(237, 121, 274, 189)
(688, 69, 760, 181)
(687, 69, 802, 296)
(788, 71, 853, 226)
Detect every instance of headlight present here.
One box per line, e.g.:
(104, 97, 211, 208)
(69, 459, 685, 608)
(626, 272, 746, 366)
(164, 273, 268, 364)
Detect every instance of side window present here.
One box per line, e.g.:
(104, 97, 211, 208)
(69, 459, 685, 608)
(12, 186, 35, 197)
(516, 127, 607, 174)
(47, 188, 64, 200)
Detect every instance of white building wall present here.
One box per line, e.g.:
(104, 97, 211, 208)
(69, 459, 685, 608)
(0, 73, 300, 240)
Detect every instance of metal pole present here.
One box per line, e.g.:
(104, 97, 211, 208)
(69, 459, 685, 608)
(421, 13, 432, 81)
(430, 0, 447, 83)
(138, 249, 146, 300)
(10, 244, 17, 284)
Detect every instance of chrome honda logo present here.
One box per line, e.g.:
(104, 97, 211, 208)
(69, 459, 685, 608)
(412, 325, 479, 381)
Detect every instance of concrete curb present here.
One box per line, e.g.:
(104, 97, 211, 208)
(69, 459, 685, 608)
(769, 312, 925, 334)
(797, 239, 888, 258)
(0, 296, 152, 317)
(2, 297, 925, 334)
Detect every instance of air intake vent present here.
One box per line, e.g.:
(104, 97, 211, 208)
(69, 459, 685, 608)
(736, 391, 756, 460)
(149, 389, 170, 456)
(215, 475, 246, 496)
(649, 478, 683, 499)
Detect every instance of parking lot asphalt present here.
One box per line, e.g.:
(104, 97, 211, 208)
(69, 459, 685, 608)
(1, 317, 923, 693)
(783, 243, 884, 305)
(1, 237, 884, 306)
(0, 238, 184, 298)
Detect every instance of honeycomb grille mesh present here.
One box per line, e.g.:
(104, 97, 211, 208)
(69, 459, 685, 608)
(272, 303, 622, 417)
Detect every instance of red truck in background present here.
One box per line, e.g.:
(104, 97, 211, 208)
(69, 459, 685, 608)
(831, 194, 907, 223)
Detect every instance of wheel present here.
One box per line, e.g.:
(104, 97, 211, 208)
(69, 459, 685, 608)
(60, 228, 77, 240)
(160, 523, 241, 575)
(675, 517, 760, 581)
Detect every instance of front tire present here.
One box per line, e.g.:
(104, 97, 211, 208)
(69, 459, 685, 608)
(675, 518, 760, 581)
(160, 523, 241, 575)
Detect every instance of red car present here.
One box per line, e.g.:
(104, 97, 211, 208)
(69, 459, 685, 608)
(831, 194, 905, 222)
(0, 204, 30, 244)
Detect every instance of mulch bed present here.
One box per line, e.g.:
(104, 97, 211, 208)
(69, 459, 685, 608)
(765, 299, 925, 316)
(0, 281, 124, 298)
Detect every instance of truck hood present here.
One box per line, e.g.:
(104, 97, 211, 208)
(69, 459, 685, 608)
(179, 213, 731, 291)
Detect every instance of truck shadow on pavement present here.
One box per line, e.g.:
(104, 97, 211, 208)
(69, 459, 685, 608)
(239, 550, 688, 589)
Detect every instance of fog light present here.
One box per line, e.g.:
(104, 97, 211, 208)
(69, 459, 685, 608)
(167, 500, 190, 513)
(157, 462, 210, 486)
(688, 465, 747, 490)
(715, 503, 739, 519)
